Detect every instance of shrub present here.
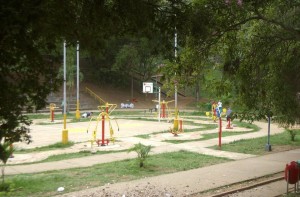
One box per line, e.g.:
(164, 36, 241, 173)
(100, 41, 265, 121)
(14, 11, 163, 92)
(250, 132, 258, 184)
(127, 143, 152, 167)
(287, 129, 299, 141)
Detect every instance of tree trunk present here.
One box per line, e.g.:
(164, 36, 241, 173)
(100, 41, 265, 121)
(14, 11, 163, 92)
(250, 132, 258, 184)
(196, 81, 200, 102)
(131, 76, 133, 100)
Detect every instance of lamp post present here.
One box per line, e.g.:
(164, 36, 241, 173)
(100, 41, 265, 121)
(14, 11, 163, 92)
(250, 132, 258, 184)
(265, 115, 272, 151)
(62, 41, 68, 144)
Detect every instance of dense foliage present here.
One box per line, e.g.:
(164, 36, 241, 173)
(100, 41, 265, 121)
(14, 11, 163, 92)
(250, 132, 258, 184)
(0, 0, 187, 144)
(1, 0, 299, 145)
(167, 0, 300, 126)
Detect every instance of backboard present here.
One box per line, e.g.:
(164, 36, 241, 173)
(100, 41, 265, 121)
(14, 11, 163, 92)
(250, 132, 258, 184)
(143, 82, 153, 93)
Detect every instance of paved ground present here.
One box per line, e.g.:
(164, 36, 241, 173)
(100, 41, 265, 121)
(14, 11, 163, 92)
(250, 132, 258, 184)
(5, 114, 299, 196)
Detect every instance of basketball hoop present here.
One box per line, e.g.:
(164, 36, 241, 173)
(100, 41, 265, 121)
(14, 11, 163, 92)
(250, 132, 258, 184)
(143, 82, 153, 93)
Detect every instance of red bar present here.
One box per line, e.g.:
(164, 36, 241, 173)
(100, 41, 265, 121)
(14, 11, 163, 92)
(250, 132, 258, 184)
(51, 110, 54, 122)
(219, 117, 222, 148)
(102, 115, 105, 146)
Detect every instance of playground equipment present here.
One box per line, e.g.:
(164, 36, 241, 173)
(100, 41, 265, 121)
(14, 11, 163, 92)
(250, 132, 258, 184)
(152, 99, 174, 118)
(211, 102, 217, 122)
(87, 102, 119, 147)
(205, 101, 225, 122)
(170, 109, 184, 136)
(226, 108, 233, 129)
(47, 103, 59, 122)
(285, 161, 300, 194)
(85, 87, 106, 105)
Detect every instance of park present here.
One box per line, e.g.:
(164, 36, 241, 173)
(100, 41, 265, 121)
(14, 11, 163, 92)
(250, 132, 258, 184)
(2, 99, 300, 196)
(1, 0, 300, 197)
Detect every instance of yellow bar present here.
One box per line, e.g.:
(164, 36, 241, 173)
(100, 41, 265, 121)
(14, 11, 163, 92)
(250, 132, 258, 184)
(76, 100, 80, 119)
(62, 114, 68, 144)
(62, 129, 68, 144)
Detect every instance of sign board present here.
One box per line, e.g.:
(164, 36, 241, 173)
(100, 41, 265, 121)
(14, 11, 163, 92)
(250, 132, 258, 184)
(143, 82, 153, 93)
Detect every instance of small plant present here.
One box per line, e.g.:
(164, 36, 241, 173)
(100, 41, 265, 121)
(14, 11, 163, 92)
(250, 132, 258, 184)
(0, 141, 14, 184)
(127, 143, 152, 167)
(287, 129, 298, 141)
(0, 181, 15, 194)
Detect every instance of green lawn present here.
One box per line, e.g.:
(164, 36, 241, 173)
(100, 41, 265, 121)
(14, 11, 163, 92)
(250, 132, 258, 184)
(210, 130, 300, 155)
(2, 151, 231, 197)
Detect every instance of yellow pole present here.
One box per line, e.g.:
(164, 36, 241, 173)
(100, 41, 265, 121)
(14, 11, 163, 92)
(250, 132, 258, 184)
(173, 108, 179, 133)
(62, 114, 68, 143)
(76, 100, 80, 119)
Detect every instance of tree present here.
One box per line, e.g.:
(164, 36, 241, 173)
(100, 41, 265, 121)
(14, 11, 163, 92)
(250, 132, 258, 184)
(0, 1, 62, 144)
(0, 142, 14, 185)
(0, 0, 192, 145)
(164, 0, 300, 126)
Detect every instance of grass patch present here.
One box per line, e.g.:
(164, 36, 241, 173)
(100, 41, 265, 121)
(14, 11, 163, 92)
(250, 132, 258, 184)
(3, 150, 231, 197)
(42, 150, 127, 163)
(10, 150, 128, 165)
(210, 130, 300, 155)
(26, 110, 146, 120)
(163, 121, 259, 144)
(164, 131, 254, 144)
(15, 142, 75, 154)
(135, 134, 152, 139)
(233, 121, 260, 132)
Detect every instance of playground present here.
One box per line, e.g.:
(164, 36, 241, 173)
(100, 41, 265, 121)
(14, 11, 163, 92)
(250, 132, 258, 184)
(4, 87, 300, 197)
(5, 106, 300, 197)
(9, 108, 285, 165)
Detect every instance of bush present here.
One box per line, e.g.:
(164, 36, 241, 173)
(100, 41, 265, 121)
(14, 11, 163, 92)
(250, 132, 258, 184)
(287, 129, 299, 141)
(0, 181, 15, 196)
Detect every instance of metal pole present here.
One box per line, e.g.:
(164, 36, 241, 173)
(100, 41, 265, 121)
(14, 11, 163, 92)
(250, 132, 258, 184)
(158, 87, 161, 122)
(102, 114, 105, 146)
(63, 41, 67, 127)
(76, 41, 80, 119)
(265, 115, 272, 151)
(267, 116, 270, 144)
(174, 28, 178, 109)
(219, 117, 222, 149)
(62, 41, 68, 144)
